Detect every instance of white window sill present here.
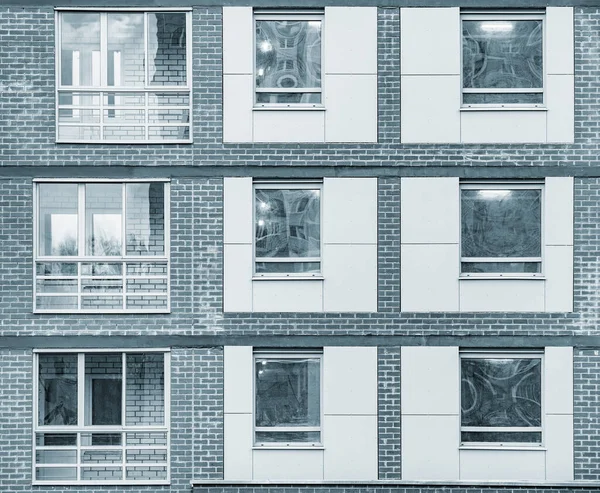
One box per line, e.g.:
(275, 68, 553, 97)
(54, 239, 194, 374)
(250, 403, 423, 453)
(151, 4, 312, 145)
(459, 275, 545, 281)
(33, 481, 170, 486)
(253, 445, 324, 450)
(253, 106, 326, 111)
(33, 309, 171, 314)
(56, 139, 193, 144)
(460, 106, 547, 112)
(460, 445, 546, 451)
(253, 275, 324, 281)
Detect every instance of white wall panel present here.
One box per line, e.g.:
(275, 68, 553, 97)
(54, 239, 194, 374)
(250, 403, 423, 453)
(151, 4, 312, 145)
(401, 75, 461, 143)
(253, 280, 323, 312)
(545, 246, 574, 313)
(324, 7, 377, 74)
(224, 346, 253, 413)
(545, 346, 574, 415)
(253, 449, 323, 480)
(323, 347, 377, 415)
(402, 415, 460, 480)
(223, 75, 253, 143)
(546, 8, 574, 75)
(545, 177, 574, 246)
(323, 415, 377, 480)
(224, 413, 253, 480)
(401, 244, 460, 312)
(222, 7, 253, 74)
(547, 75, 575, 143)
(546, 414, 574, 481)
(323, 178, 378, 244)
(323, 244, 377, 312)
(461, 111, 547, 143)
(324, 75, 377, 143)
(459, 280, 545, 312)
(401, 346, 459, 414)
(459, 449, 546, 481)
(253, 111, 325, 143)
(400, 8, 460, 75)
(401, 178, 459, 244)
(224, 244, 253, 313)
(223, 177, 253, 244)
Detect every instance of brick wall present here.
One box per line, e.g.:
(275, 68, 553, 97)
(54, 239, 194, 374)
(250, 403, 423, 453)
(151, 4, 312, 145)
(377, 346, 401, 479)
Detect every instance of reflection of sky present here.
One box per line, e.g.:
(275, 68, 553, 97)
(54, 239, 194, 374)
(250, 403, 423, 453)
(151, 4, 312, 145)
(50, 214, 77, 255)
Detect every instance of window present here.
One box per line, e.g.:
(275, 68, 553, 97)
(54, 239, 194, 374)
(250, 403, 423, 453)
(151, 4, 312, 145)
(462, 12, 544, 107)
(56, 10, 191, 142)
(254, 351, 322, 446)
(255, 10, 323, 107)
(34, 350, 170, 484)
(34, 180, 169, 312)
(460, 183, 542, 276)
(254, 181, 321, 276)
(460, 351, 542, 446)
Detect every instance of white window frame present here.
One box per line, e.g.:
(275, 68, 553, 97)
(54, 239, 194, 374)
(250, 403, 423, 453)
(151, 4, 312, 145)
(55, 8, 193, 143)
(460, 182, 544, 278)
(461, 11, 546, 109)
(253, 180, 323, 279)
(33, 348, 171, 486)
(253, 10, 324, 109)
(33, 179, 171, 313)
(253, 350, 323, 448)
(459, 350, 544, 448)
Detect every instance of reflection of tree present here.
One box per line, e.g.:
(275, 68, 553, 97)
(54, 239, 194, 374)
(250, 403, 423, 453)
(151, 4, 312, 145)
(89, 233, 121, 257)
(55, 236, 77, 256)
(42, 378, 77, 426)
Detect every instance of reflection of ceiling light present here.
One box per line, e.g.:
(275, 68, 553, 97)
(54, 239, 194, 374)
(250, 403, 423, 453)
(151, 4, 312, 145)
(261, 360, 267, 365)
(259, 40, 272, 52)
(480, 22, 514, 32)
(258, 220, 265, 226)
(258, 370, 264, 375)
(257, 68, 264, 77)
(478, 189, 511, 198)
(259, 201, 269, 210)
(308, 21, 321, 28)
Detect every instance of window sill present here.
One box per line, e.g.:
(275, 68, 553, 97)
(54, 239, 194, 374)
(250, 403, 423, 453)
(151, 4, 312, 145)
(460, 106, 547, 112)
(253, 275, 324, 281)
(33, 481, 170, 486)
(459, 275, 545, 281)
(56, 139, 192, 144)
(253, 106, 326, 111)
(253, 445, 324, 450)
(460, 445, 546, 451)
(33, 309, 171, 314)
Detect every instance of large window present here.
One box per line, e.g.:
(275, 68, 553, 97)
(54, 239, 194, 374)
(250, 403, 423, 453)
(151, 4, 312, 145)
(34, 180, 169, 312)
(34, 350, 170, 484)
(254, 351, 321, 446)
(56, 10, 191, 142)
(460, 351, 542, 446)
(254, 182, 321, 276)
(460, 183, 543, 276)
(462, 12, 544, 107)
(255, 11, 323, 107)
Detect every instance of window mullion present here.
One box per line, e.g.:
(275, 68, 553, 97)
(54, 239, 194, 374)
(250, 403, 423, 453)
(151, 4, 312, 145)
(77, 353, 85, 428)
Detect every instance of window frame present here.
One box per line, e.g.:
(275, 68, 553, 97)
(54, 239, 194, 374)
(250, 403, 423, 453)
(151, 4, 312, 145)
(253, 180, 323, 279)
(253, 10, 324, 109)
(459, 350, 544, 448)
(55, 8, 193, 143)
(253, 350, 323, 448)
(459, 181, 544, 278)
(32, 348, 171, 486)
(33, 178, 171, 314)
(460, 11, 546, 109)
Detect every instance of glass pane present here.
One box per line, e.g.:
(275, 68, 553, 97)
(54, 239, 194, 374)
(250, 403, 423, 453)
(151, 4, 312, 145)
(149, 126, 189, 140)
(58, 109, 100, 123)
(104, 126, 146, 141)
(36, 296, 78, 310)
(126, 449, 167, 463)
(103, 92, 145, 106)
(126, 262, 167, 276)
(82, 279, 122, 293)
(38, 184, 78, 257)
(255, 189, 320, 260)
(37, 262, 78, 276)
(36, 467, 77, 481)
(36, 450, 77, 464)
(58, 125, 101, 141)
(81, 432, 122, 446)
(461, 189, 541, 258)
(463, 20, 543, 90)
(107, 13, 144, 87)
(81, 296, 123, 310)
(81, 467, 122, 481)
(85, 184, 123, 256)
(81, 450, 122, 464)
(38, 354, 78, 426)
(126, 432, 167, 446)
(255, 358, 320, 429)
(256, 20, 321, 90)
(148, 13, 187, 86)
(255, 262, 320, 274)
(126, 466, 168, 480)
(149, 109, 189, 123)
(37, 279, 78, 294)
(463, 93, 543, 105)
(36, 433, 77, 446)
(82, 263, 122, 276)
(127, 278, 168, 293)
(126, 353, 165, 426)
(148, 92, 189, 105)
(126, 295, 168, 310)
(84, 353, 122, 426)
(461, 358, 542, 428)
(256, 93, 321, 105)
(103, 109, 145, 124)
(462, 262, 541, 274)
(59, 92, 101, 106)
(462, 431, 542, 443)
(60, 13, 100, 87)
(126, 183, 165, 256)
(255, 431, 320, 443)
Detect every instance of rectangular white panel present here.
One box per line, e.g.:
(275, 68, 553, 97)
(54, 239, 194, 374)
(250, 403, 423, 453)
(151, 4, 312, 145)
(545, 246, 574, 313)
(323, 178, 378, 244)
(401, 177, 460, 244)
(323, 244, 377, 312)
(253, 280, 323, 312)
(224, 244, 253, 313)
(224, 346, 253, 413)
(401, 75, 461, 143)
(546, 8, 574, 75)
(459, 449, 546, 481)
(545, 414, 574, 481)
(547, 75, 575, 144)
(544, 346, 574, 415)
(223, 75, 253, 143)
(324, 7, 378, 74)
(223, 177, 253, 244)
(402, 415, 460, 480)
(545, 177, 574, 246)
(461, 111, 547, 144)
(222, 7, 253, 74)
(324, 75, 377, 143)
(253, 449, 323, 480)
(253, 110, 325, 143)
(323, 347, 377, 415)
(224, 413, 253, 480)
(400, 8, 460, 75)
(323, 415, 377, 480)
(401, 346, 459, 415)
(401, 244, 460, 312)
(459, 279, 545, 312)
